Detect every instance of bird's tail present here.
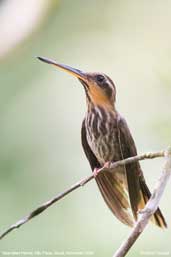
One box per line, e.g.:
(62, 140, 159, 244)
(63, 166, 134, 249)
(139, 178, 167, 228)
(95, 171, 167, 228)
(95, 172, 134, 227)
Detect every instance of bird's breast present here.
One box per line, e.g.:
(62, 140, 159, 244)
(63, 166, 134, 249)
(85, 107, 120, 165)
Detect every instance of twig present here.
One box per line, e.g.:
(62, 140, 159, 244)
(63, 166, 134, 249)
(0, 150, 165, 240)
(113, 147, 171, 257)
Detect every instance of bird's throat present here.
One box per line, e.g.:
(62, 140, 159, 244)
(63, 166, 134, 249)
(88, 86, 114, 110)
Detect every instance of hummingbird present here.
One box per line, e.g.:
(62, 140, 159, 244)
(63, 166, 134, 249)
(37, 56, 167, 228)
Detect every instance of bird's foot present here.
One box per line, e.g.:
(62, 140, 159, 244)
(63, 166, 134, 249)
(93, 167, 101, 177)
(103, 161, 111, 169)
(93, 162, 111, 177)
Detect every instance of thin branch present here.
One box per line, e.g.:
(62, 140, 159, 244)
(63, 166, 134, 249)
(0, 150, 165, 241)
(113, 147, 171, 257)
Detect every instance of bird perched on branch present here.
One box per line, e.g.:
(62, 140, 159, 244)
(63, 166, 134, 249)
(37, 56, 167, 228)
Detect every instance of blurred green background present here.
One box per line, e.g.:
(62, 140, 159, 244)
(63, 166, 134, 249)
(0, 0, 171, 256)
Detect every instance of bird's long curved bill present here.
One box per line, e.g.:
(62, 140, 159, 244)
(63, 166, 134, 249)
(37, 56, 87, 82)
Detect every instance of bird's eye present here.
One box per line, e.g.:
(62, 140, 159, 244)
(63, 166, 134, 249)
(96, 74, 105, 83)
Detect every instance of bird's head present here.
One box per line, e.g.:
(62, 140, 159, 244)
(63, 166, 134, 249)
(37, 57, 116, 110)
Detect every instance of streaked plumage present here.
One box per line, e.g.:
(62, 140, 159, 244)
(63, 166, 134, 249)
(37, 56, 167, 228)
(81, 73, 166, 228)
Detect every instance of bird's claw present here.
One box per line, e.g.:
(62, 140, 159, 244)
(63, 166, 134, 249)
(93, 168, 101, 177)
(93, 162, 111, 177)
(103, 161, 111, 169)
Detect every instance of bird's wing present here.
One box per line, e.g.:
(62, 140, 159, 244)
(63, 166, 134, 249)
(81, 119, 134, 227)
(117, 115, 167, 228)
(81, 119, 101, 170)
(117, 115, 143, 219)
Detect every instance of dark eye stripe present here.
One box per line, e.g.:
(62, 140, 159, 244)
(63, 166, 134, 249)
(96, 74, 105, 83)
(98, 75, 115, 98)
(105, 75, 115, 89)
(105, 85, 113, 98)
